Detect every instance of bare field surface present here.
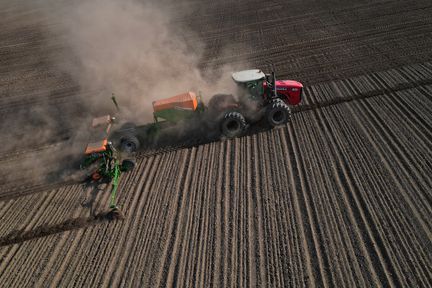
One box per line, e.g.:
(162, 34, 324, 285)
(0, 84, 431, 286)
(0, 0, 431, 287)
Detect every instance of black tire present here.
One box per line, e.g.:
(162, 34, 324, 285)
(266, 100, 291, 127)
(121, 159, 136, 172)
(221, 112, 247, 138)
(120, 134, 140, 153)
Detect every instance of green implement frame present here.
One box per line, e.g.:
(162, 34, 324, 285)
(109, 160, 121, 209)
(81, 145, 123, 211)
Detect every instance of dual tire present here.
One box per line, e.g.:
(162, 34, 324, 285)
(221, 112, 247, 138)
(220, 99, 291, 138)
(266, 99, 292, 127)
(120, 134, 140, 153)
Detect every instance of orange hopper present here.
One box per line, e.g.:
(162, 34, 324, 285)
(152, 92, 198, 112)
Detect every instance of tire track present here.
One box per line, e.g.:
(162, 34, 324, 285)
(312, 106, 399, 287)
(106, 153, 174, 287)
(322, 103, 431, 286)
(152, 149, 194, 287)
(83, 157, 154, 287)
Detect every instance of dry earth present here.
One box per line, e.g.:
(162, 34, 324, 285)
(0, 0, 431, 287)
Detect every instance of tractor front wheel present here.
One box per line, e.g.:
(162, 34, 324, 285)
(266, 100, 291, 127)
(221, 112, 247, 138)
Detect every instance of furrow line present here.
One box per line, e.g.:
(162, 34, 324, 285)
(271, 128, 301, 286)
(312, 107, 395, 286)
(327, 104, 412, 284)
(245, 136, 257, 287)
(187, 144, 216, 287)
(195, 143, 217, 287)
(250, 134, 268, 287)
(81, 158, 150, 287)
(32, 183, 117, 285)
(327, 103, 430, 285)
(299, 115, 357, 286)
(153, 149, 194, 287)
(163, 147, 200, 287)
(52, 182, 118, 286)
(210, 141, 226, 287)
(86, 157, 154, 286)
(297, 117, 369, 286)
(258, 132, 279, 287)
(378, 94, 432, 173)
(357, 99, 432, 218)
(10, 185, 88, 287)
(0, 191, 51, 235)
(0, 188, 64, 280)
(218, 141, 231, 287)
(135, 151, 185, 286)
(115, 153, 176, 287)
(297, 115, 347, 286)
(230, 138, 241, 287)
(289, 118, 330, 287)
(267, 129, 293, 287)
(279, 127, 310, 287)
(178, 145, 203, 287)
(239, 136, 249, 287)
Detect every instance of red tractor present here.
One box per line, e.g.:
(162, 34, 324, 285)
(79, 69, 302, 217)
(92, 68, 302, 156)
(207, 69, 303, 137)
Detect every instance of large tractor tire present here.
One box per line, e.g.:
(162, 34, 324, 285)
(120, 134, 140, 153)
(266, 100, 291, 127)
(221, 111, 247, 138)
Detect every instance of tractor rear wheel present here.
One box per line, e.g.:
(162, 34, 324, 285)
(120, 134, 140, 153)
(266, 100, 291, 127)
(221, 112, 247, 138)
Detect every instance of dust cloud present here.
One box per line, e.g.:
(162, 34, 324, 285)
(0, 0, 248, 188)
(51, 0, 241, 123)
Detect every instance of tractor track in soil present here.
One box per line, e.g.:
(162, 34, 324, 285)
(0, 0, 431, 286)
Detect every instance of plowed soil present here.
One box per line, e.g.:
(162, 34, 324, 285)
(0, 0, 431, 287)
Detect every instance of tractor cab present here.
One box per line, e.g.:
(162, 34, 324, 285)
(232, 69, 303, 106)
(232, 69, 266, 100)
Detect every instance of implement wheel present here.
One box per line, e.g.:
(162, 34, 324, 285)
(121, 159, 136, 172)
(120, 134, 140, 153)
(91, 172, 102, 181)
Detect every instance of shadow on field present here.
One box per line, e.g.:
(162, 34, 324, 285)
(0, 211, 123, 247)
(135, 117, 276, 158)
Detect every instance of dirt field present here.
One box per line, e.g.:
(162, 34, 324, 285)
(0, 0, 431, 287)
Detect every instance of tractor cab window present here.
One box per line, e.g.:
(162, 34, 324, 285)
(246, 80, 264, 99)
